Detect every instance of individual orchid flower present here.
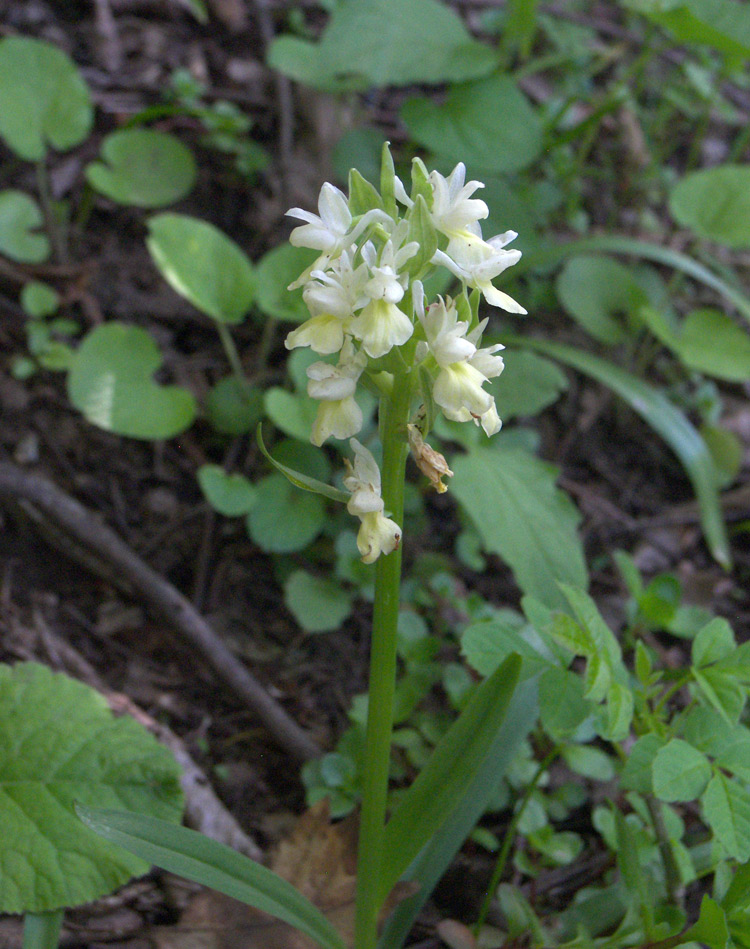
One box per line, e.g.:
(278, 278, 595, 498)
(419, 298, 504, 436)
(286, 251, 369, 355)
(361, 230, 418, 305)
(356, 510, 402, 564)
(287, 182, 391, 282)
(343, 439, 401, 563)
(433, 231, 526, 314)
(350, 298, 414, 359)
(306, 340, 366, 445)
(428, 163, 489, 242)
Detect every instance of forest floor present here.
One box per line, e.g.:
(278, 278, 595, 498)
(1, 2, 750, 947)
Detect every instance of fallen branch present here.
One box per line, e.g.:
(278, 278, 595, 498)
(0, 460, 320, 762)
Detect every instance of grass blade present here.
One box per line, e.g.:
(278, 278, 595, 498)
(76, 806, 347, 949)
(507, 336, 730, 568)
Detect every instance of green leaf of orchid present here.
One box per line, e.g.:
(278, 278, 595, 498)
(256, 425, 349, 504)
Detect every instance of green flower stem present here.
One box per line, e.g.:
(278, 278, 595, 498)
(216, 322, 248, 389)
(355, 371, 414, 949)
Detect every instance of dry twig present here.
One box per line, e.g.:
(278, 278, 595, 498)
(0, 461, 320, 762)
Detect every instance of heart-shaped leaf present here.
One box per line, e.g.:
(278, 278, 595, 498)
(86, 129, 197, 208)
(401, 75, 542, 173)
(0, 36, 93, 161)
(197, 464, 257, 516)
(67, 322, 197, 439)
(267, 0, 497, 91)
(147, 214, 256, 324)
(0, 662, 183, 914)
(283, 571, 353, 633)
(0, 190, 49, 263)
(555, 255, 648, 343)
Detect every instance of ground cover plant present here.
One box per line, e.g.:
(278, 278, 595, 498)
(3, 0, 750, 947)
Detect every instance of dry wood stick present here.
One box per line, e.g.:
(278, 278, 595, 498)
(0, 460, 320, 762)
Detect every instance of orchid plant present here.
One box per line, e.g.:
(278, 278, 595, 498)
(279, 145, 525, 948)
(78, 146, 528, 949)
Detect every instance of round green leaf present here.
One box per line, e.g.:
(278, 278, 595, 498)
(678, 308, 750, 381)
(401, 76, 542, 174)
(555, 256, 648, 344)
(205, 377, 264, 435)
(147, 214, 256, 324)
(21, 281, 59, 317)
(0, 190, 49, 263)
(670, 165, 750, 248)
(254, 244, 317, 324)
(246, 474, 325, 553)
(283, 570, 353, 633)
(652, 738, 711, 802)
(86, 129, 197, 208)
(0, 662, 183, 913)
(0, 37, 93, 161)
(264, 388, 317, 442)
(197, 465, 257, 516)
(490, 351, 568, 421)
(67, 322, 197, 440)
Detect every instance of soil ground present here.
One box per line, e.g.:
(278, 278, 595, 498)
(1, 2, 750, 947)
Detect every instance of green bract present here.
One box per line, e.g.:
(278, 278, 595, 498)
(67, 323, 197, 439)
(86, 129, 197, 208)
(0, 662, 183, 914)
(0, 36, 93, 161)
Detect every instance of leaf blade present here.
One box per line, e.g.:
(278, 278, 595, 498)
(76, 806, 347, 949)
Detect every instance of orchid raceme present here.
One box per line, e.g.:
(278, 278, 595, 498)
(282, 146, 525, 562)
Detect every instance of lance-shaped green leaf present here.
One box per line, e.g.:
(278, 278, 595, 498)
(0, 37, 93, 161)
(76, 806, 347, 949)
(348, 168, 383, 216)
(507, 335, 730, 568)
(378, 653, 521, 903)
(514, 235, 750, 325)
(256, 425, 349, 503)
(378, 675, 538, 949)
